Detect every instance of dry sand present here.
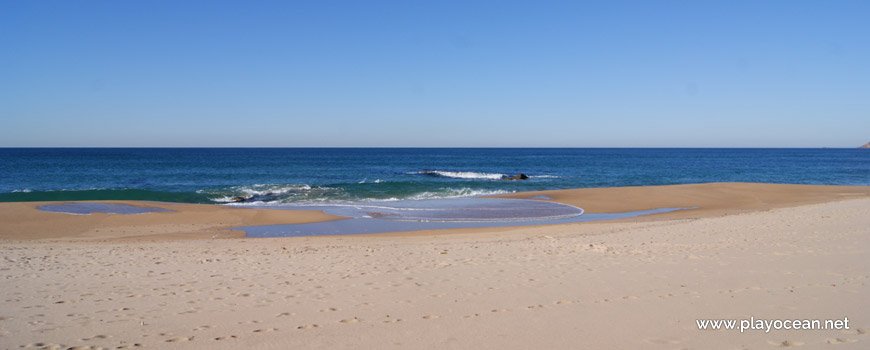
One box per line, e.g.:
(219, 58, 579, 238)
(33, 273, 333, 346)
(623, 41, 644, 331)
(1, 183, 869, 349)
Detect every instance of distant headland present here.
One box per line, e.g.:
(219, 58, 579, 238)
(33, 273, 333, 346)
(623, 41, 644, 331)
(860, 141, 870, 149)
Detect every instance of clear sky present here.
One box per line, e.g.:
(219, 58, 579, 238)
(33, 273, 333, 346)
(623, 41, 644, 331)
(1, 0, 868, 147)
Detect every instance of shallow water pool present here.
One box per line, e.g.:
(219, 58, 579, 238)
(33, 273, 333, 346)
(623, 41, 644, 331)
(235, 198, 688, 237)
(37, 203, 174, 215)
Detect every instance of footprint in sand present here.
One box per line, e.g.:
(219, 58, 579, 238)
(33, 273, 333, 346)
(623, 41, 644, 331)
(252, 328, 278, 333)
(646, 338, 681, 345)
(769, 340, 804, 347)
(463, 314, 480, 318)
(826, 338, 857, 344)
(165, 336, 194, 342)
(79, 335, 112, 341)
(276, 312, 295, 317)
(339, 317, 361, 323)
(193, 325, 215, 331)
(320, 307, 340, 312)
(382, 319, 403, 324)
(115, 344, 144, 348)
(296, 324, 320, 329)
(21, 342, 66, 349)
(422, 315, 439, 319)
(214, 335, 238, 341)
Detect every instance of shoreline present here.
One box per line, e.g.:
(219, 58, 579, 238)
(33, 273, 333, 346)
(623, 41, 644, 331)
(0, 200, 344, 241)
(495, 182, 870, 219)
(1, 183, 868, 349)
(1, 182, 869, 241)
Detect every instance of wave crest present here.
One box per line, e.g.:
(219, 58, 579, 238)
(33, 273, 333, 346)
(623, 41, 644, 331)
(413, 170, 506, 180)
(404, 188, 512, 200)
(201, 184, 331, 203)
(222, 186, 514, 206)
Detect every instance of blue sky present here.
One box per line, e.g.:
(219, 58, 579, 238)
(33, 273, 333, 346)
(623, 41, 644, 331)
(1, 1, 868, 147)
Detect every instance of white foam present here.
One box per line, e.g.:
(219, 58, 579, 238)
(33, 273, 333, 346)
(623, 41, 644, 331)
(237, 184, 313, 196)
(406, 188, 512, 200)
(220, 187, 514, 206)
(211, 196, 236, 203)
(415, 170, 506, 180)
(224, 200, 272, 206)
(205, 184, 324, 203)
(341, 188, 513, 202)
(358, 179, 386, 184)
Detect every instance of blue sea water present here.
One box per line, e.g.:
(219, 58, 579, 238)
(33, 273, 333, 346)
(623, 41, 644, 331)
(1, 148, 868, 204)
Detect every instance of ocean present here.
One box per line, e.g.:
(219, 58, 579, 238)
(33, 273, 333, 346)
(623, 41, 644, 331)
(1, 148, 868, 205)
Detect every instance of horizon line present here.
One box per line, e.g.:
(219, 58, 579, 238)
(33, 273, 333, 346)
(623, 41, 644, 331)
(0, 146, 865, 149)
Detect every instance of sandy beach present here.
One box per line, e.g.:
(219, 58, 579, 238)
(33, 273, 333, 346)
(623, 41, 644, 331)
(2, 183, 869, 349)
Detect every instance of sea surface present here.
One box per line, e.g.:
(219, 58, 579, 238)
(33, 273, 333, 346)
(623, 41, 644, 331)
(2, 148, 868, 205)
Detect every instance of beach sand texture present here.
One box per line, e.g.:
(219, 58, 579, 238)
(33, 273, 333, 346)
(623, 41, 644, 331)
(1, 183, 869, 349)
(0, 201, 343, 241)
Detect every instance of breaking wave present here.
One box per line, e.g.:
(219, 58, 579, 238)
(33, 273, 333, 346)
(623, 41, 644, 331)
(412, 170, 506, 180)
(402, 188, 512, 200)
(3, 180, 518, 206)
(199, 184, 335, 203)
(222, 186, 513, 206)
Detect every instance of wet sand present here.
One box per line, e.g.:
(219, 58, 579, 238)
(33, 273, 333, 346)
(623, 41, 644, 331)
(2, 182, 868, 241)
(1, 183, 869, 349)
(496, 182, 870, 219)
(0, 201, 342, 241)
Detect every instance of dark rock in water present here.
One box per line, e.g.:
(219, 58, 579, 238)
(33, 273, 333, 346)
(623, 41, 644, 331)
(503, 173, 529, 181)
(860, 141, 870, 149)
(231, 196, 248, 202)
